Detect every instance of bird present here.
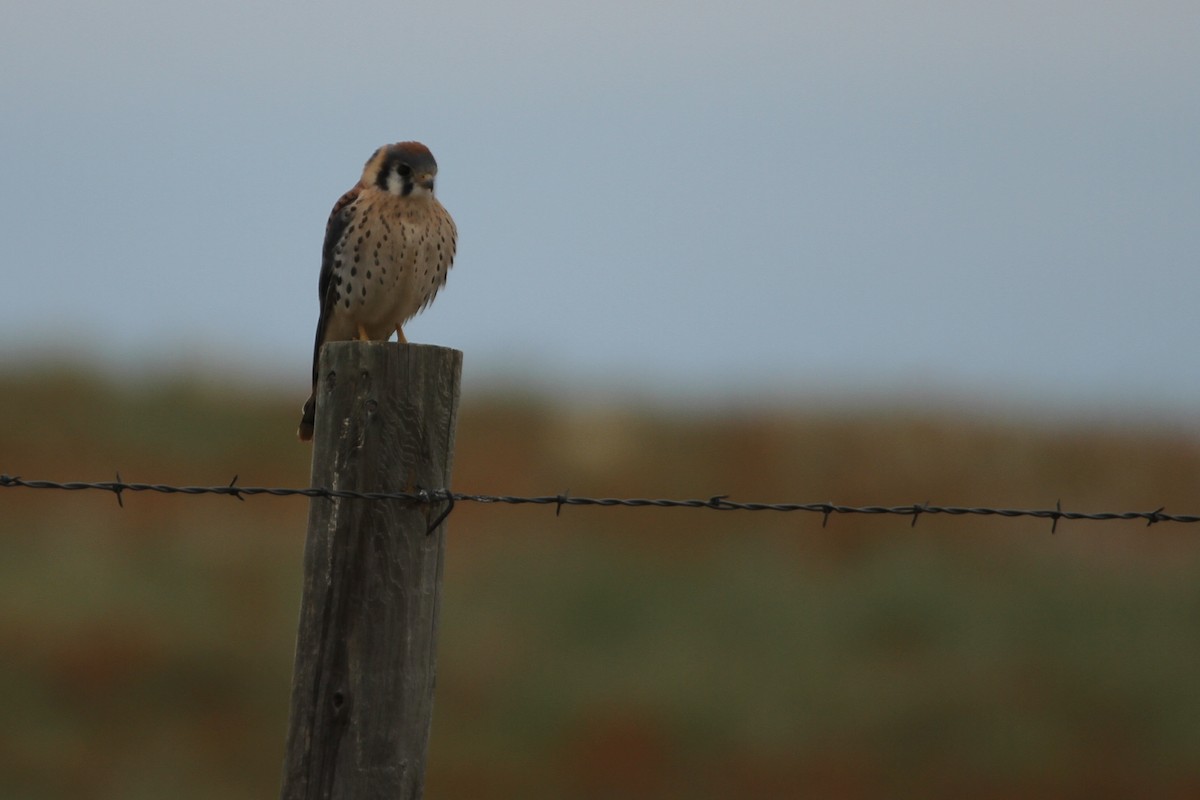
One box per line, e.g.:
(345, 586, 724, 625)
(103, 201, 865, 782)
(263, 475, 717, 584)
(297, 141, 457, 441)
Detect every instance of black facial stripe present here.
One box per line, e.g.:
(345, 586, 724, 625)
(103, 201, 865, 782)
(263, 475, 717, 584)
(374, 166, 391, 191)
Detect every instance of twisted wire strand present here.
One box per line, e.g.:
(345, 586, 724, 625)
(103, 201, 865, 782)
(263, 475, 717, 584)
(2, 474, 1195, 530)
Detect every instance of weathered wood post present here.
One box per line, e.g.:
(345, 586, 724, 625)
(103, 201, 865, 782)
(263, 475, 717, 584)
(280, 342, 461, 800)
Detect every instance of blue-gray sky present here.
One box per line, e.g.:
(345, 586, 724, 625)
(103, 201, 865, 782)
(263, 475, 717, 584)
(2, 1, 1198, 415)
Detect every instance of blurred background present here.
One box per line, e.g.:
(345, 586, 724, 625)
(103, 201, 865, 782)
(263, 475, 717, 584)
(2, 1, 1199, 797)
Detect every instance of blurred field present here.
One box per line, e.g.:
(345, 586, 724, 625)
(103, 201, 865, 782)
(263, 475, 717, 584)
(3, 365, 1200, 799)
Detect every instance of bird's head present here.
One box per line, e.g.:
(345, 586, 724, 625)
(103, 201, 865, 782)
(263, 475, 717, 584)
(364, 141, 439, 198)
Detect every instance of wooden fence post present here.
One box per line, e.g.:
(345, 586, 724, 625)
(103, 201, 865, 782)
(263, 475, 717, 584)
(279, 341, 462, 800)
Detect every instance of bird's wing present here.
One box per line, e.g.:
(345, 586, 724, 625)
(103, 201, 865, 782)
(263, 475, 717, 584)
(310, 185, 362, 386)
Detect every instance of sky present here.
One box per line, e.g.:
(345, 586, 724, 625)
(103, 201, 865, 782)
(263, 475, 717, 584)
(2, 1, 1198, 418)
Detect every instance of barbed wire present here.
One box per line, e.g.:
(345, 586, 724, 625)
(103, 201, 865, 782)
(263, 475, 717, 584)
(1, 473, 1195, 533)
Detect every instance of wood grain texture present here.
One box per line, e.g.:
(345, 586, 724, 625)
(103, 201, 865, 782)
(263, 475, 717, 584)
(280, 342, 462, 800)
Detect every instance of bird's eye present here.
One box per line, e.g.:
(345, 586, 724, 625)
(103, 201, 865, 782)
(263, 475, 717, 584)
(396, 164, 412, 179)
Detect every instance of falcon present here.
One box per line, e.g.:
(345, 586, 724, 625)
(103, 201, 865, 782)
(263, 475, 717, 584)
(297, 142, 457, 441)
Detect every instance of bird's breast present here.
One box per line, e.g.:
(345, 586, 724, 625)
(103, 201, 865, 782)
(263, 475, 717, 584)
(325, 195, 456, 340)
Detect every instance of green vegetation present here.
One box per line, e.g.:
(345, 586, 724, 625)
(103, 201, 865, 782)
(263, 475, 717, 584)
(2, 367, 1200, 798)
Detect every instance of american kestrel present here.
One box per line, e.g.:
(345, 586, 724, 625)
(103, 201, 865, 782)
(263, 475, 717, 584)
(297, 141, 457, 441)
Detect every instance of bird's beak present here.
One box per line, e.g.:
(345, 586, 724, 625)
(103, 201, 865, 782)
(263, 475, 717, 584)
(418, 173, 435, 190)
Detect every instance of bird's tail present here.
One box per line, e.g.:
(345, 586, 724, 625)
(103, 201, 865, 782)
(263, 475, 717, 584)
(297, 393, 316, 442)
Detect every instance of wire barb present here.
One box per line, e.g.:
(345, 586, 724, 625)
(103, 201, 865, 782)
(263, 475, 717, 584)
(425, 489, 454, 535)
